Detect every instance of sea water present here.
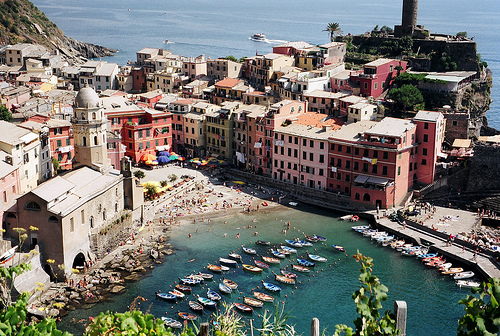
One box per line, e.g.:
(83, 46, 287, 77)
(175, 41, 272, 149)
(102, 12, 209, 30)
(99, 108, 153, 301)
(58, 206, 467, 335)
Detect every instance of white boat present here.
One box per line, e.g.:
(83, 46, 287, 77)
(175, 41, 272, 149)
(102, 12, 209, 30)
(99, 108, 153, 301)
(280, 246, 297, 254)
(438, 262, 453, 270)
(351, 225, 370, 232)
(342, 215, 354, 221)
(250, 33, 266, 41)
(289, 202, 298, 206)
(219, 257, 238, 266)
(453, 271, 475, 280)
(308, 253, 327, 262)
(242, 245, 257, 254)
(456, 280, 481, 288)
(0, 245, 17, 264)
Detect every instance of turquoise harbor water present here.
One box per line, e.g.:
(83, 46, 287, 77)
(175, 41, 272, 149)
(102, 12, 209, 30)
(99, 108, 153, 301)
(59, 206, 467, 335)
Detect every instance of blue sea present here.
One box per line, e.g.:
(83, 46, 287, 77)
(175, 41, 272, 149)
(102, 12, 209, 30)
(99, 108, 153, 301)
(32, 0, 500, 129)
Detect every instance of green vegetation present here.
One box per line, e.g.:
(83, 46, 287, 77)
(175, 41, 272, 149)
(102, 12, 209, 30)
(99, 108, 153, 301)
(133, 170, 145, 180)
(456, 31, 468, 38)
(0, 105, 12, 122)
(388, 84, 424, 112)
(323, 22, 342, 42)
(168, 174, 178, 183)
(224, 55, 239, 63)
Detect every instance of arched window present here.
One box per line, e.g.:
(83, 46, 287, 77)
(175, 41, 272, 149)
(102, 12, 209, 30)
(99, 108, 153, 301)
(81, 112, 86, 120)
(94, 136, 98, 145)
(89, 216, 94, 228)
(354, 193, 360, 200)
(48, 216, 58, 223)
(92, 112, 96, 120)
(363, 193, 371, 202)
(83, 136, 87, 146)
(25, 201, 41, 211)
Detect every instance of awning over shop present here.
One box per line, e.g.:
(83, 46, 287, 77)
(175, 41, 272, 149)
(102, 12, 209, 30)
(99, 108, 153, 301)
(452, 139, 471, 148)
(354, 175, 369, 184)
(354, 175, 390, 187)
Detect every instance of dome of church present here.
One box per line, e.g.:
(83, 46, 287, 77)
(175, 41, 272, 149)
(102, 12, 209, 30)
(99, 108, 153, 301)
(75, 86, 100, 108)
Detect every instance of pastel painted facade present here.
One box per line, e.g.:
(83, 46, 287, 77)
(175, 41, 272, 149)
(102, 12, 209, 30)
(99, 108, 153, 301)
(212, 78, 249, 105)
(0, 152, 21, 228)
(182, 55, 207, 80)
(350, 58, 407, 98)
(303, 90, 348, 116)
(347, 102, 379, 123)
(247, 53, 295, 89)
(205, 103, 237, 160)
(207, 58, 243, 80)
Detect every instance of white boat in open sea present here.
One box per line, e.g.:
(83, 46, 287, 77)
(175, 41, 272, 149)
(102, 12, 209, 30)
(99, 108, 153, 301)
(250, 33, 266, 41)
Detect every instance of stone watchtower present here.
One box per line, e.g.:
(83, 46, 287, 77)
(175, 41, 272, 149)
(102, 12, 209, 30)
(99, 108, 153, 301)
(72, 85, 111, 172)
(394, 0, 429, 38)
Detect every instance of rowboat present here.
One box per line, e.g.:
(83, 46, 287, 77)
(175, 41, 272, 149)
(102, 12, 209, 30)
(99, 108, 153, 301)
(363, 229, 378, 237)
(261, 281, 281, 292)
(390, 240, 405, 249)
(169, 289, 185, 299)
(280, 246, 297, 254)
(275, 274, 295, 284)
(178, 312, 197, 320)
(295, 240, 313, 247)
(220, 257, 238, 266)
(186, 274, 204, 282)
(189, 301, 203, 311)
(276, 248, 291, 256)
(197, 272, 213, 280)
(271, 250, 286, 259)
(219, 283, 232, 294)
(175, 284, 192, 292)
(254, 260, 269, 269)
(305, 235, 319, 243)
(417, 253, 438, 260)
(157, 292, 177, 301)
(220, 265, 230, 271)
(242, 245, 257, 254)
(253, 291, 274, 302)
(197, 296, 216, 307)
(332, 245, 345, 252)
(234, 302, 253, 313)
(456, 280, 481, 288)
(223, 278, 238, 289)
(228, 253, 242, 262)
(244, 297, 264, 308)
(292, 264, 310, 272)
(351, 224, 370, 231)
(285, 239, 303, 248)
(453, 271, 475, 280)
(207, 264, 223, 272)
(179, 278, 200, 285)
(297, 258, 315, 267)
(256, 240, 271, 246)
(441, 267, 464, 275)
(243, 264, 263, 273)
(280, 269, 297, 279)
(438, 263, 453, 271)
(308, 254, 327, 262)
(262, 256, 280, 264)
(207, 289, 222, 301)
(0, 246, 17, 264)
(161, 317, 183, 329)
(313, 235, 327, 241)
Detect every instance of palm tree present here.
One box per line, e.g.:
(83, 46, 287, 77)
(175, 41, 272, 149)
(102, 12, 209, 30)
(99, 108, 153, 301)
(323, 22, 343, 42)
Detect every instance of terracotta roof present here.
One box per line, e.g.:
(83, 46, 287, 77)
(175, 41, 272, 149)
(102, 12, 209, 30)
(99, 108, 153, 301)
(293, 112, 343, 130)
(215, 78, 242, 88)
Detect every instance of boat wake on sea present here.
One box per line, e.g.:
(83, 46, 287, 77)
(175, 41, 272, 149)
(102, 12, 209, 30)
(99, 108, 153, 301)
(249, 33, 287, 44)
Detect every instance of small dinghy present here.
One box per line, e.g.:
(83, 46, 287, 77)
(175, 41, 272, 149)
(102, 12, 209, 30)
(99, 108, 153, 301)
(332, 244, 346, 252)
(175, 284, 192, 292)
(280, 269, 297, 279)
(223, 278, 238, 289)
(197, 272, 213, 280)
(255, 260, 269, 269)
(285, 239, 303, 248)
(275, 274, 295, 285)
(456, 280, 481, 288)
(280, 246, 297, 254)
(179, 278, 200, 285)
(305, 235, 319, 243)
(295, 239, 313, 247)
(297, 258, 315, 267)
(219, 283, 232, 294)
(207, 264, 223, 272)
(228, 253, 242, 262)
(292, 264, 310, 272)
(242, 245, 257, 254)
(234, 302, 253, 313)
(243, 264, 263, 273)
(313, 235, 327, 241)
(161, 317, 183, 329)
(169, 289, 185, 299)
(256, 240, 271, 246)
(271, 250, 286, 259)
(178, 312, 197, 321)
(254, 291, 274, 302)
(262, 256, 280, 264)
(244, 297, 264, 308)
(207, 289, 222, 301)
(186, 274, 204, 282)
(261, 281, 281, 292)
(453, 271, 475, 280)
(308, 253, 327, 263)
(157, 292, 177, 301)
(197, 296, 217, 307)
(189, 301, 203, 311)
(276, 248, 291, 256)
(220, 257, 238, 267)
(441, 267, 464, 275)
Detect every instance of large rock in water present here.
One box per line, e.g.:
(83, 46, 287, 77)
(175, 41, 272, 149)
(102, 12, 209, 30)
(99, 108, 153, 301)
(110, 285, 126, 294)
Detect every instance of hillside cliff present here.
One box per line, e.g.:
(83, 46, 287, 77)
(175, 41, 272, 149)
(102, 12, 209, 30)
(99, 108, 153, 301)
(0, 0, 115, 61)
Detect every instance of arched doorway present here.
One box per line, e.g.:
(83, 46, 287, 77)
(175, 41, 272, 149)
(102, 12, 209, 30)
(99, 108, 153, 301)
(72, 252, 86, 270)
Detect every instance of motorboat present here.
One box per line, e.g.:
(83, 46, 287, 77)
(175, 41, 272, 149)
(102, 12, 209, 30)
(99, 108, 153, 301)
(156, 292, 177, 301)
(219, 283, 232, 294)
(207, 289, 222, 301)
(161, 317, 182, 329)
(285, 239, 303, 248)
(207, 264, 223, 272)
(453, 271, 475, 280)
(223, 278, 238, 289)
(297, 258, 315, 267)
(271, 250, 286, 259)
(250, 33, 266, 41)
(197, 296, 216, 307)
(228, 253, 242, 262)
(441, 267, 464, 275)
(292, 264, 310, 272)
(456, 280, 481, 288)
(295, 239, 313, 247)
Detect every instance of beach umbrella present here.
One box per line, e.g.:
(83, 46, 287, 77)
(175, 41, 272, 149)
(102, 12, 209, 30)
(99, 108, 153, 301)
(169, 154, 179, 161)
(157, 156, 171, 164)
(178, 156, 186, 161)
(190, 158, 201, 164)
(140, 153, 157, 162)
(158, 151, 170, 157)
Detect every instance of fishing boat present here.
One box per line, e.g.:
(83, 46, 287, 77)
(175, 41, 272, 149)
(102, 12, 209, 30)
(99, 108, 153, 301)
(254, 291, 274, 302)
(297, 258, 315, 267)
(351, 225, 370, 231)
(285, 239, 303, 248)
(241, 264, 262, 272)
(280, 269, 297, 279)
(219, 283, 232, 294)
(161, 317, 183, 329)
(271, 250, 286, 259)
(275, 274, 295, 285)
(0, 246, 17, 264)
(186, 274, 204, 282)
(456, 280, 481, 288)
(292, 264, 310, 272)
(308, 254, 327, 263)
(295, 239, 313, 247)
(453, 271, 475, 280)
(280, 246, 297, 254)
(276, 248, 291, 256)
(305, 235, 319, 243)
(197, 296, 217, 307)
(441, 267, 464, 275)
(254, 260, 270, 269)
(234, 302, 253, 313)
(242, 245, 257, 254)
(207, 264, 223, 272)
(169, 289, 185, 299)
(188, 301, 203, 311)
(228, 253, 242, 262)
(175, 284, 192, 292)
(261, 281, 281, 292)
(250, 33, 266, 41)
(156, 292, 177, 301)
(197, 272, 213, 280)
(244, 297, 264, 308)
(179, 278, 201, 285)
(262, 256, 280, 264)
(207, 289, 222, 301)
(178, 312, 197, 321)
(313, 235, 327, 241)
(256, 240, 271, 246)
(219, 257, 238, 267)
(223, 278, 238, 289)
(332, 245, 346, 252)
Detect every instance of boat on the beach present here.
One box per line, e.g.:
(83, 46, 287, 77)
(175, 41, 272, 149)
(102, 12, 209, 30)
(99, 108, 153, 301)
(189, 301, 203, 311)
(169, 289, 185, 299)
(332, 244, 346, 252)
(292, 264, 310, 272)
(197, 296, 217, 307)
(297, 258, 315, 267)
(441, 267, 464, 275)
(228, 253, 242, 262)
(256, 240, 271, 246)
(308, 253, 327, 263)
(453, 271, 475, 280)
(244, 297, 264, 308)
(242, 245, 257, 254)
(179, 278, 201, 285)
(254, 260, 270, 269)
(262, 256, 280, 264)
(0, 246, 17, 264)
(456, 280, 481, 288)
(223, 278, 238, 289)
(250, 33, 266, 41)
(219, 283, 232, 294)
(207, 289, 222, 301)
(261, 281, 281, 292)
(253, 291, 274, 302)
(280, 246, 297, 254)
(219, 257, 238, 267)
(280, 269, 297, 279)
(275, 274, 295, 285)
(207, 264, 223, 272)
(178, 312, 197, 321)
(234, 302, 253, 313)
(157, 292, 177, 301)
(242, 264, 263, 273)
(161, 317, 183, 329)
(271, 249, 286, 259)
(176, 284, 192, 292)
(197, 272, 213, 280)
(285, 239, 303, 248)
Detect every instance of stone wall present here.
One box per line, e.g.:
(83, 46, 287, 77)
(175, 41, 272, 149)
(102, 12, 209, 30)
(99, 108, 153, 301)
(90, 212, 134, 259)
(466, 145, 500, 192)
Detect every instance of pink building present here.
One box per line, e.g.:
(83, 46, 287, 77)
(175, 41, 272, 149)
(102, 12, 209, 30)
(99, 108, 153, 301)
(350, 58, 407, 98)
(182, 55, 207, 80)
(0, 152, 20, 229)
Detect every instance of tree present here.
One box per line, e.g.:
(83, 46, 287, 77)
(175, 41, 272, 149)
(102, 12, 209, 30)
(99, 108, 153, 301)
(144, 184, 158, 200)
(160, 180, 169, 187)
(398, 36, 413, 53)
(225, 55, 238, 62)
(52, 158, 60, 174)
(323, 22, 343, 42)
(0, 105, 11, 122)
(133, 170, 145, 180)
(457, 31, 468, 38)
(388, 84, 424, 112)
(168, 174, 178, 183)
